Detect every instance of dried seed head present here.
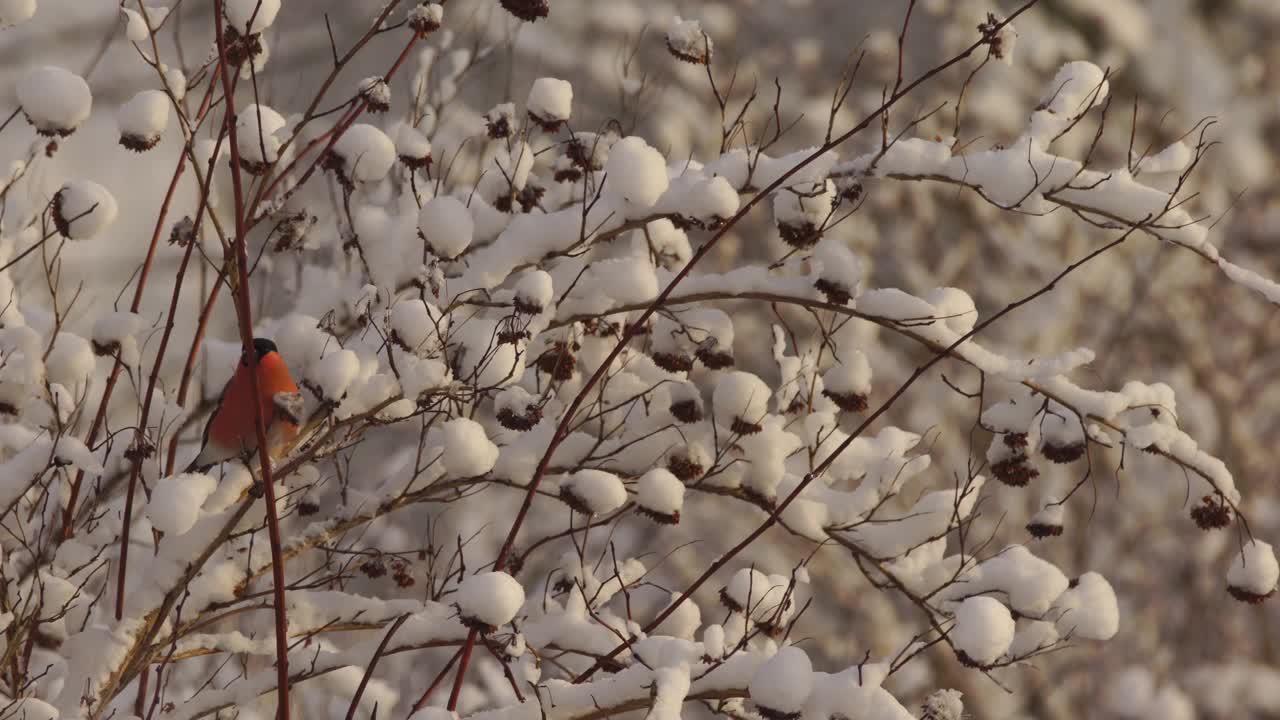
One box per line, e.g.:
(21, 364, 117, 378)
(991, 454, 1038, 487)
(814, 277, 852, 305)
(536, 341, 576, 380)
(1041, 441, 1086, 464)
(822, 388, 868, 413)
(120, 132, 160, 152)
(753, 707, 801, 720)
(667, 452, 704, 483)
(1227, 585, 1274, 604)
(484, 103, 515, 139)
(497, 404, 542, 431)
(1190, 495, 1232, 531)
(168, 216, 196, 247)
(669, 398, 703, 424)
(635, 505, 680, 525)
(499, 0, 549, 22)
(1026, 520, 1064, 539)
(695, 346, 735, 370)
(407, 2, 443, 35)
(666, 18, 712, 65)
(1002, 432, 1029, 450)
(360, 559, 388, 578)
(273, 212, 316, 252)
(358, 77, 391, 113)
(652, 351, 694, 373)
(222, 25, 263, 67)
(777, 221, 820, 249)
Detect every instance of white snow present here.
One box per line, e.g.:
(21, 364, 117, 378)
(162, 63, 186, 100)
(1227, 540, 1279, 597)
(1, 0, 37, 29)
(1135, 141, 1193, 175)
(390, 298, 443, 355)
(331, 123, 396, 183)
(18, 66, 92, 135)
(821, 350, 871, 397)
(117, 89, 169, 148)
(419, 195, 474, 258)
(121, 6, 169, 42)
(452, 319, 524, 388)
(667, 16, 712, 63)
(147, 472, 218, 535)
(563, 469, 628, 514)
(92, 311, 143, 366)
(813, 238, 861, 297)
(722, 568, 790, 620)
(712, 371, 772, 430)
(407, 2, 444, 29)
(1218, 257, 1280, 306)
(236, 103, 286, 164)
(394, 122, 432, 163)
(773, 179, 835, 228)
(923, 287, 976, 334)
(514, 269, 554, 312)
(603, 136, 669, 210)
(430, 417, 499, 477)
(1030, 61, 1109, 140)
(1, 699, 56, 720)
(855, 288, 936, 321)
(749, 646, 812, 714)
(920, 689, 964, 720)
(309, 349, 361, 402)
(585, 257, 659, 307)
(456, 571, 524, 627)
(224, 0, 280, 34)
(1029, 502, 1065, 531)
(359, 76, 391, 110)
(45, 333, 94, 389)
(648, 666, 692, 720)
(55, 180, 118, 240)
(636, 468, 684, 517)
(658, 174, 740, 223)
(527, 77, 573, 124)
(951, 596, 1015, 666)
(1050, 572, 1119, 640)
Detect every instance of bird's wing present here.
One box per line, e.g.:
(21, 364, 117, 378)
(188, 374, 235, 472)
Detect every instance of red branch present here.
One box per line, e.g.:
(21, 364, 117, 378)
(212, 4, 292, 718)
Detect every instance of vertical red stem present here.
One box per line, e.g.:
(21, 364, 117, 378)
(212, 5, 291, 717)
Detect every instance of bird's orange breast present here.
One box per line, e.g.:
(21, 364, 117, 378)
(207, 352, 301, 455)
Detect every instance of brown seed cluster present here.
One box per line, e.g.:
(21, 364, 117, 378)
(497, 404, 542, 431)
(669, 399, 703, 424)
(667, 452, 704, 482)
(536, 341, 577, 380)
(1227, 585, 1274, 605)
(822, 388, 868, 413)
(1026, 519, 1063, 539)
(1041, 441, 1085, 464)
(499, 0, 549, 22)
(652, 352, 694, 373)
(636, 505, 680, 525)
(1190, 494, 1232, 530)
(992, 432, 1038, 487)
(814, 277, 852, 305)
(777, 221, 820, 249)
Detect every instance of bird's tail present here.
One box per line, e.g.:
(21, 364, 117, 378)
(183, 457, 214, 474)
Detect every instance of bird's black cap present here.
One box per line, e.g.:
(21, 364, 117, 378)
(252, 337, 278, 358)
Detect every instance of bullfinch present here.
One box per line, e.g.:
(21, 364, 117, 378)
(185, 337, 303, 474)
